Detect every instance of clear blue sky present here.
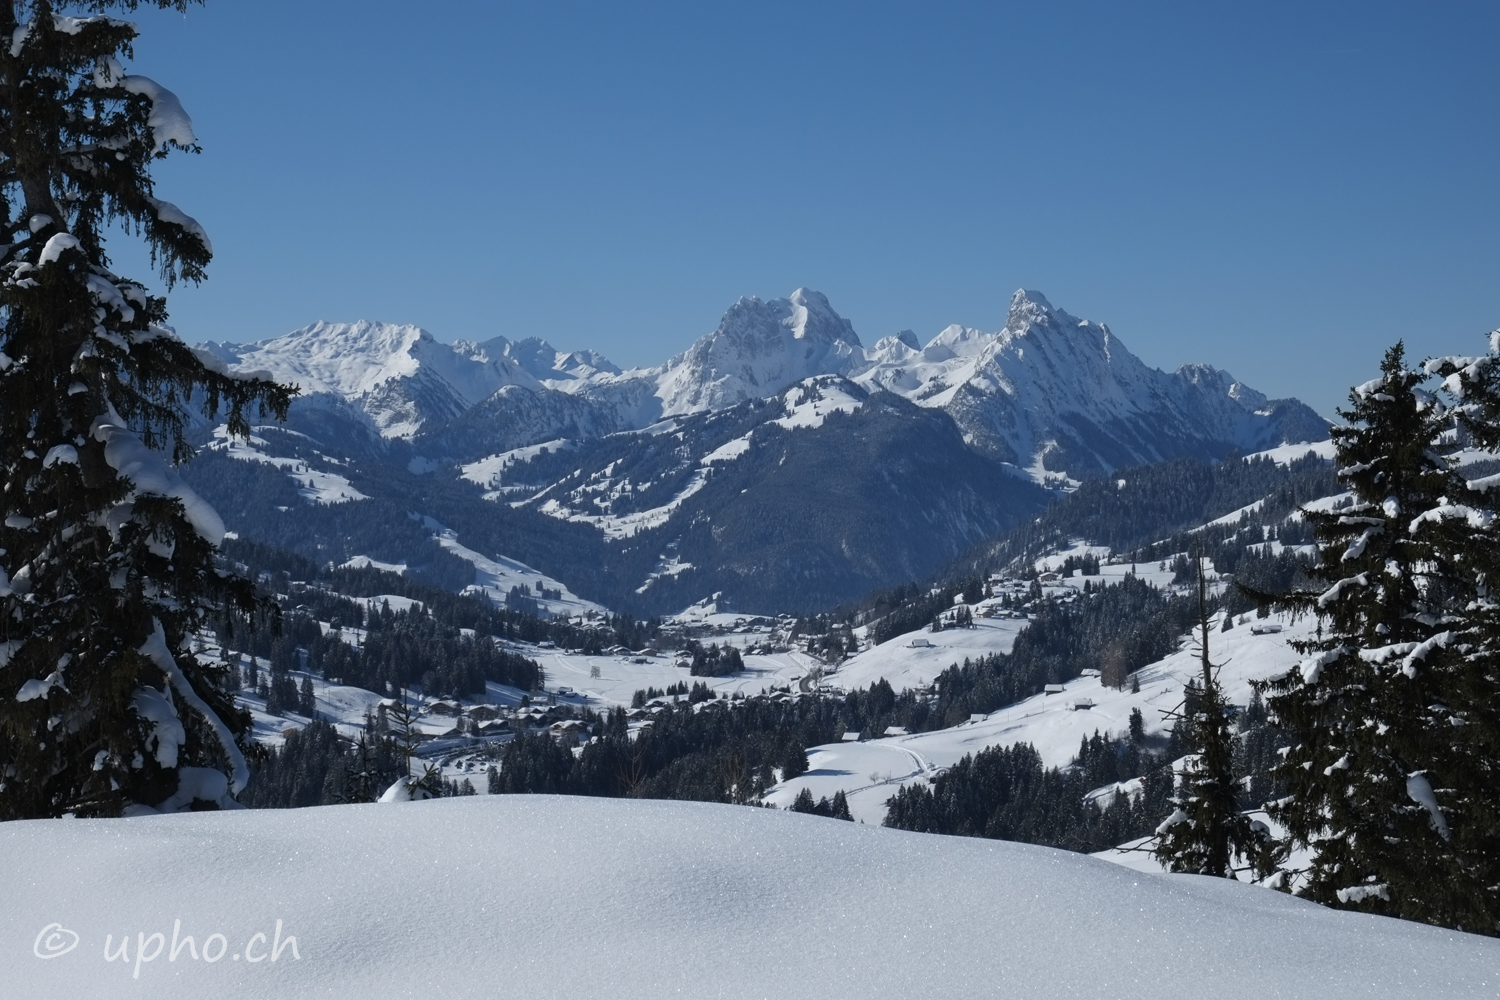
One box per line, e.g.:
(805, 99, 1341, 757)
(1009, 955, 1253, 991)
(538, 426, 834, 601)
(111, 0, 1498, 417)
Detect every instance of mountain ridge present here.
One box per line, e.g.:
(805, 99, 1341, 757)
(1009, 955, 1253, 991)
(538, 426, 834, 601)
(180, 288, 1332, 615)
(202, 288, 1327, 484)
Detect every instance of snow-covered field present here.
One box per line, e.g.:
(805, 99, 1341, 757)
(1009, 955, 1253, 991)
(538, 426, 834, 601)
(767, 609, 1314, 825)
(833, 616, 1029, 692)
(531, 646, 817, 704)
(6, 795, 1497, 999)
(410, 514, 605, 617)
(1248, 439, 1337, 466)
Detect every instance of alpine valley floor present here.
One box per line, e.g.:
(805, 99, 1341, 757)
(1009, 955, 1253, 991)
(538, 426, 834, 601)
(6, 794, 1498, 999)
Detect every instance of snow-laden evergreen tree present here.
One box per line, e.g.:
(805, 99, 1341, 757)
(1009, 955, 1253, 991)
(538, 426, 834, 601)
(1415, 331, 1500, 930)
(1252, 343, 1492, 930)
(1154, 557, 1261, 878)
(0, 2, 293, 818)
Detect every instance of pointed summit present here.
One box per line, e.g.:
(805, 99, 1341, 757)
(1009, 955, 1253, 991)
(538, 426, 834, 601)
(655, 289, 864, 416)
(1006, 289, 1056, 330)
(786, 288, 861, 347)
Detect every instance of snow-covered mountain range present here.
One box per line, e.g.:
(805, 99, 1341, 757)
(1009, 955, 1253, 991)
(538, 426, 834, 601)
(201, 289, 1326, 482)
(184, 289, 1329, 614)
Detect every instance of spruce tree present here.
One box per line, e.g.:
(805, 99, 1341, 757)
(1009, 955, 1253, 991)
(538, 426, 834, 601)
(1153, 556, 1259, 877)
(1251, 343, 1488, 928)
(1416, 334, 1500, 930)
(0, 2, 293, 818)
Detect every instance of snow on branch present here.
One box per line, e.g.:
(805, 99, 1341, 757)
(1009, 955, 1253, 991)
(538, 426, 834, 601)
(84, 65, 199, 151)
(1335, 883, 1389, 905)
(1409, 504, 1495, 531)
(1405, 772, 1450, 839)
(147, 197, 211, 254)
(37, 233, 81, 266)
(1358, 642, 1419, 665)
(15, 669, 67, 703)
(90, 406, 226, 545)
(1400, 632, 1453, 680)
(1298, 647, 1347, 685)
(131, 685, 185, 768)
(1316, 574, 1368, 609)
(1153, 808, 1188, 836)
(1341, 525, 1383, 562)
(138, 620, 249, 796)
(85, 273, 135, 323)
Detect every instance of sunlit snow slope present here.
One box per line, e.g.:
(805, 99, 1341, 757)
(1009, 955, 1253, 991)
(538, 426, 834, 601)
(6, 796, 1498, 999)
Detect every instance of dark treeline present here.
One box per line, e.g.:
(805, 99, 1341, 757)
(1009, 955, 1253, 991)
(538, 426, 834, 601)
(240, 718, 404, 809)
(688, 642, 745, 677)
(242, 706, 486, 808)
(917, 575, 1199, 729)
(492, 697, 832, 803)
(885, 739, 1168, 851)
(210, 536, 678, 700)
(491, 677, 987, 805)
(1146, 537, 1317, 621)
(866, 575, 986, 646)
(211, 600, 540, 700)
(219, 536, 662, 653)
(790, 788, 853, 820)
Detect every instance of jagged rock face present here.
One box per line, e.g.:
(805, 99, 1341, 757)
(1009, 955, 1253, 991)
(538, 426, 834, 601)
(422, 381, 652, 462)
(200, 321, 543, 439)
(653, 288, 864, 416)
(853, 290, 1328, 479)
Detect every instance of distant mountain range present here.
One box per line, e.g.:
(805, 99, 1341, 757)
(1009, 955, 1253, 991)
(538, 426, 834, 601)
(185, 289, 1329, 614)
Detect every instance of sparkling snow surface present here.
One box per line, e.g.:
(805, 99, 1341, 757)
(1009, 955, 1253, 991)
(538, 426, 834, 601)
(6, 795, 1498, 999)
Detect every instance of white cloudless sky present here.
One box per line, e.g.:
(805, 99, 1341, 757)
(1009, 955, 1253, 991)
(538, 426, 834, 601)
(107, 0, 1499, 417)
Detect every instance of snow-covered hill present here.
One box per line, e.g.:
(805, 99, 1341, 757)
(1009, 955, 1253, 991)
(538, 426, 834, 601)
(7, 795, 1497, 999)
(771, 604, 1310, 825)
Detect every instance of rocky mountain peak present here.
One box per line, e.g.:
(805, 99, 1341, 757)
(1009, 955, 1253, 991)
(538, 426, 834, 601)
(1174, 363, 1270, 412)
(786, 288, 861, 347)
(1005, 289, 1056, 330)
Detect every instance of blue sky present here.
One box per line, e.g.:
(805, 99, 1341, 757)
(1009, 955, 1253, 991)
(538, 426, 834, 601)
(114, 0, 1498, 416)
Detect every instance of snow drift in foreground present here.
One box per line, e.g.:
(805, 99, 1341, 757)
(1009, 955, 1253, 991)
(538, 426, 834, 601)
(5, 797, 1497, 999)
